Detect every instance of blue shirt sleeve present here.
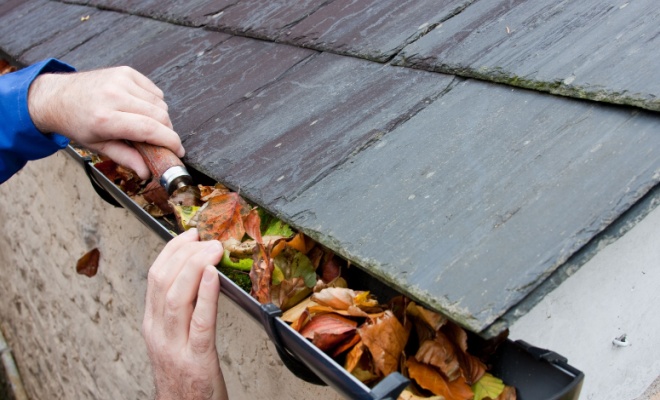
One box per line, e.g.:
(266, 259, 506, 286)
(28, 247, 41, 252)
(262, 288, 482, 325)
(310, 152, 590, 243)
(0, 58, 76, 184)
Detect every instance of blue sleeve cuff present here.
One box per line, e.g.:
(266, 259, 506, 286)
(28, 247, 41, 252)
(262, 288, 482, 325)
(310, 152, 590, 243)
(0, 58, 76, 183)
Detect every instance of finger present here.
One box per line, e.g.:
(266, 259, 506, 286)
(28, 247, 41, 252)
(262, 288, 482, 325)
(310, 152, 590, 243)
(116, 95, 173, 129)
(162, 241, 223, 342)
(144, 229, 200, 320)
(110, 111, 185, 158)
(126, 83, 171, 116)
(95, 140, 151, 179)
(188, 265, 221, 356)
(125, 67, 165, 99)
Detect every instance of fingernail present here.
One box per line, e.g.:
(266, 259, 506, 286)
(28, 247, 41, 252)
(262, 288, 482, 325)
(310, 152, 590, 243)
(204, 240, 222, 254)
(202, 266, 217, 283)
(183, 227, 198, 237)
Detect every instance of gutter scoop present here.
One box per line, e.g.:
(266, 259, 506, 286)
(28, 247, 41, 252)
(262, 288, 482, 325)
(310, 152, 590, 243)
(132, 142, 200, 203)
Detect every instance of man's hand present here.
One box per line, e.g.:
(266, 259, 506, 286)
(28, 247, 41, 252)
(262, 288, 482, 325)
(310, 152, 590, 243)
(27, 66, 184, 179)
(142, 228, 228, 400)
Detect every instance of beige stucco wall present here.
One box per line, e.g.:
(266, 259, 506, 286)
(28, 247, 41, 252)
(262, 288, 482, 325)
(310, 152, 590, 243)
(0, 152, 342, 400)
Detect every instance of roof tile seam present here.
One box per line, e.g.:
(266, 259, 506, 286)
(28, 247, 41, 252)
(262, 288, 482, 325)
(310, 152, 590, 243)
(379, 0, 480, 65)
(49, 14, 132, 64)
(392, 60, 660, 114)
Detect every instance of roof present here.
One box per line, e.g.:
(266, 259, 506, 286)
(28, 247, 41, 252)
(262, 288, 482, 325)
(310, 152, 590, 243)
(2, 0, 658, 336)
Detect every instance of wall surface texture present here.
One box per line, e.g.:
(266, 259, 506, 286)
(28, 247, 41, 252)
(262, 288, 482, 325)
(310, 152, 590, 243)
(0, 153, 341, 400)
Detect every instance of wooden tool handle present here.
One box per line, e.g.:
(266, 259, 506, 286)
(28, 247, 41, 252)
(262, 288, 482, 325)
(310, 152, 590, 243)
(132, 142, 183, 180)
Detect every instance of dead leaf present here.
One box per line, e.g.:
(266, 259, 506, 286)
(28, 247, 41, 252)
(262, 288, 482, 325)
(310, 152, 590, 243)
(197, 193, 249, 242)
(299, 313, 358, 353)
(281, 297, 317, 323)
(249, 257, 273, 304)
(198, 183, 230, 201)
(76, 248, 100, 277)
(472, 373, 506, 400)
(407, 357, 473, 400)
(495, 386, 517, 400)
(416, 334, 461, 381)
(407, 302, 447, 332)
(0, 60, 17, 75)
(359, 311, 410, 376)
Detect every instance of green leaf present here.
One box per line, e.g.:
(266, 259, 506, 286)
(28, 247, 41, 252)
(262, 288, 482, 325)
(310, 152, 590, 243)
(258, 208, 294, 237)
(172, 205, 200, 231)
(472, 373, 505, 400)
(219, 250, 253, 271)
(272, 266, 285, 285)
(273, 248, 317, 288)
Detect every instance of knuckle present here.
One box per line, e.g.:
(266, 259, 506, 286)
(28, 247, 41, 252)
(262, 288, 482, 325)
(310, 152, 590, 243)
(147, 268, 166, 288)
(164, 292, 181, 312)
(91, 109, 111, 128)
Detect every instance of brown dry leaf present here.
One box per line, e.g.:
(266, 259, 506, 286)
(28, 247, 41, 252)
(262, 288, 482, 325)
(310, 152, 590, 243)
(299, 313, 358, 353)
(281, 297, 317, 323)
(320, 252, 342, 282)
(199, 183, 230, 201)
(443, 322, 487, 385)
(141, 180, 173, 214)
(0, 60, 17, 75)
(169, 185, 201, 207)
(496, 386, 517, 400)
(197, 193, 249, 242)
(407, 302, 447, 332)
(94, 159, 142, 195)
(407, 357, 473, 400)
(359, 311, 410, 376)
(76, 248, 100, 277)
(416, 334, 461, 381)
(243, 208, 263, 244)
(331, 331, 361, 357)
(344, 341, 379, 384)
(249, 257, 273, 304)
(345, 341, 366, 373)
(312, 287, 356, 310)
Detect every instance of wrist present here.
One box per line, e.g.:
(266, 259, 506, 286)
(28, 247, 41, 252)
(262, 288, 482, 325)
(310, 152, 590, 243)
(27, 73, 64, 135)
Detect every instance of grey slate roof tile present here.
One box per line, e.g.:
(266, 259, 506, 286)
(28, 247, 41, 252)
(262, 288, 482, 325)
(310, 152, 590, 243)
(394, 0, 660, 112)
(277, 81, 660, 331)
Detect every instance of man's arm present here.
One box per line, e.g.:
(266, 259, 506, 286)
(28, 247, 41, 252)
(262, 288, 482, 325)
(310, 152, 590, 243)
(0, 59, 73, 183)
(0, 59, 184, 183)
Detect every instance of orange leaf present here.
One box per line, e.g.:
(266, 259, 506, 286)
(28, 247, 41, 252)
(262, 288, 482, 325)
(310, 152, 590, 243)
(358, 311, 409, 376)
(197, 193, 249, 242)
(416, 334, 461, 381)
(287, 232, 314, 254)
(243, 208, 263, 244)
(76, 248, 100, 277)
(407, 357, 473, 400)
(198, 183, 229, 201)
(345, 341, 366, 373)
(406, 302, 447, 332)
